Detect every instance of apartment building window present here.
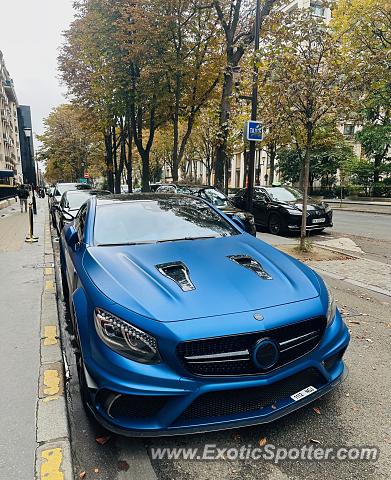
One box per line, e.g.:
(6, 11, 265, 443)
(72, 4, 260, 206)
(343, 124, 355, 136)
(310, 2, 325, 17)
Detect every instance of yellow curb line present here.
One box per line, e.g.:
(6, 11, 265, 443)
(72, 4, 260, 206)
(40, 447, 64, 480)
(43, 326, 58, 346)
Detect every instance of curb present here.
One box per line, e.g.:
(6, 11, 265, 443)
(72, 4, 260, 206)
(310, 245, 391, 298)
(34, 214, 74, 480)
(332, 207, 391, 215)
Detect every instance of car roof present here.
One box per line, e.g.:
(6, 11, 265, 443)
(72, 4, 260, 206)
(94, 193, 195, 205)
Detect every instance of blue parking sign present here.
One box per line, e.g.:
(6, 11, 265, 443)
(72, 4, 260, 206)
(245, 121, 263, 141)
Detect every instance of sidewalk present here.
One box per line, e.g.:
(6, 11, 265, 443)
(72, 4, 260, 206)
(257, 231, 391, 297)
(327, 199, 391, 215)
(0, 200, 45, 478)
(0, 199, 72, 480)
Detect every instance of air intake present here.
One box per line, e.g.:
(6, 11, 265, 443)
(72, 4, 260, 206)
(156, 261, 195, 291)
(228, 255, 272, 280)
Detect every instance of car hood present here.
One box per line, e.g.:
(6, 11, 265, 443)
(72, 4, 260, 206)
(83, 235, 320, 322)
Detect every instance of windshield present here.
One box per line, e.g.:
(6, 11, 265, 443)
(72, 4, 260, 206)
(263, 187, 303, 203)
(202, 188, 231, 207)
(56, 183, 77, 196)
(94, 197, 238, 245)
(67, 192, 92, 210)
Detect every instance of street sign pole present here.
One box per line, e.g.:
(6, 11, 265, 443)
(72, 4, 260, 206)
(246, 0, 261, 212)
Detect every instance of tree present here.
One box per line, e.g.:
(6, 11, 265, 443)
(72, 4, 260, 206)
(277, 133, 356, 191)
(259, 6, 361, 249)
(212, 0, 277, 190)
(333, 0, 391, 194)
(38, 104, 105, 184)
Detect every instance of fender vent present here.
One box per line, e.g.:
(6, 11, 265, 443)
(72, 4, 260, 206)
(228, 255, 272, 280)
(156, 261, 195, 291)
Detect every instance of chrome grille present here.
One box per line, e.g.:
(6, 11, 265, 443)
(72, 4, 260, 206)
(177, 317, 326, 377)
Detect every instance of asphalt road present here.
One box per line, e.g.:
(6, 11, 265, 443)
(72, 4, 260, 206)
(331, 210, 391, 241)
(326, 210, 391, 265)
(52, 211, 391, 480)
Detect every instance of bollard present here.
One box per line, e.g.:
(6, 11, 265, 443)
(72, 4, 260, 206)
(25, 202, 39, 243)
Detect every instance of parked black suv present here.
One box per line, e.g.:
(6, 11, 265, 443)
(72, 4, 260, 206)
(231, 186, 333, 235)
(187, 185, 256, 236)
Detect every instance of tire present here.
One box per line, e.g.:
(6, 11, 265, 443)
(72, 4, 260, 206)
(268, 214, 284, 235)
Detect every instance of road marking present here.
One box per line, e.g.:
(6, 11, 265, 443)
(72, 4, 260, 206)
(40, 448, 64, 480)
(43, 326, 57, 346)
(45, 267, 54, 275)
(43, 369, 60, 396)
(45, 280, 55, 291)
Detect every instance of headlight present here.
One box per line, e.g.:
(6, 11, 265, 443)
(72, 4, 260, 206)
(286, 208, 302, 215)
(325, 283, 337, 326)
(94, 308, 161, 364)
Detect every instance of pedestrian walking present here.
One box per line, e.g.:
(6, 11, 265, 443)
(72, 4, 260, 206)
(17, 184, 29, 213)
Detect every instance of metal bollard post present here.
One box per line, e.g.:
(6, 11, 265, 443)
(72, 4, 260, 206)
(25, 202, 39, 243)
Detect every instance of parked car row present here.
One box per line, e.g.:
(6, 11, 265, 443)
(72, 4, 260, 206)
(58, 192, 348, 437)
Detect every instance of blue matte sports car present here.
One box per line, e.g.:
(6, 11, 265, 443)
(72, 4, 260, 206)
(60, 193, 349, 436)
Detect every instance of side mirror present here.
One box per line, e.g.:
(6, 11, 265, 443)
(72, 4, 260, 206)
(231, 215, 246, 231)
(65, 225, 79, 250)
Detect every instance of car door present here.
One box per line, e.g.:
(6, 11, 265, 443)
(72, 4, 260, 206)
(65, 203, 88, 295)
(252, 189, 269, 226)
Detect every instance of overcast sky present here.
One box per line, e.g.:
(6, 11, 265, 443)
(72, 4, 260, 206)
(0, 0, 75, 139)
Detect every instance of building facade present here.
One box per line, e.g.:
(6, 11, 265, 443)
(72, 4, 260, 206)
(18, 105, 36, 186)
(0, 50, 22, 187)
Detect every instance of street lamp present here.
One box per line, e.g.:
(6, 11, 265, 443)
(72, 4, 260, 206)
(24, 128, 37, 215)
(246, 0, 261, 212)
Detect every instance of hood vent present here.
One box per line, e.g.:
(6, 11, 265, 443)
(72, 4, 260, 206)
(228, 255, 272, 280)
(156, 261, 195, 292)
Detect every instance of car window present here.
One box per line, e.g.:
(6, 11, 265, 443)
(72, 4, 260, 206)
(76, 204, 88, 241)
(67, 191, 93, 210)
(254, 190, 268, 202)
(56, 183, 77, 196)
(94, 197, 239, 245)
(200, 188, 231, 207)
(264, 187, 303, 202)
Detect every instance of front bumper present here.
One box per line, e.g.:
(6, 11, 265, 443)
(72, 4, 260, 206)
(81, 309, 349, 437)
(287, 211, 333, 231)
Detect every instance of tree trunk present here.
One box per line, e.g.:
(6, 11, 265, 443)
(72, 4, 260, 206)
(126, 116, 133, 193)
(268, 141, 276, 185)
(104, 130, 114, 193)
(215, 65, 234, 190)
(300, 126, 313, 250)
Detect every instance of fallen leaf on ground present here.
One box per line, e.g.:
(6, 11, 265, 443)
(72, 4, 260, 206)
(365, 338, 373, 343)
(259, 437, 267, 447)
(79, 472, 86, 479)
(348, 320, 361, 325)
(309, 438, 321, 444)
(118, 460, 129, 471)
(94, 468, 99, 473)
(313, 407, 321, 415)
(95, 435, 111, 445)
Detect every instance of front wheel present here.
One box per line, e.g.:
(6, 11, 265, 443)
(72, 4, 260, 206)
(268, 214, 284, 235)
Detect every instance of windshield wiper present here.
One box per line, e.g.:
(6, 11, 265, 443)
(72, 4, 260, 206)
(97, 241, 156, 246)
(156, 235, 223, 243)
